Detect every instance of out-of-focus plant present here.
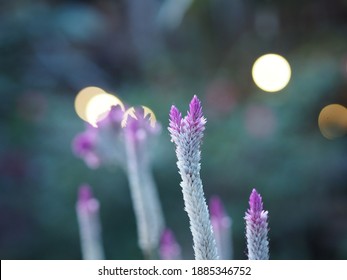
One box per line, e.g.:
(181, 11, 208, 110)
(73, 99, 164, 259)
(76, 184, 105, 260)
(209, 196, 233, 260)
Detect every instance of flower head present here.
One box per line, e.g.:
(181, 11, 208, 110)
(169, 95, 206, 144)
(244, 188, 269, 260)
(72, 128, 100, 169)
(123, 106, 160, 142)
(77, 184, 99, 214)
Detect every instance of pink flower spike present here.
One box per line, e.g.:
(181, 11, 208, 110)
(169, 105, 182, 134)
(245, 188, 269, 260)
(168, 95, 218, 260)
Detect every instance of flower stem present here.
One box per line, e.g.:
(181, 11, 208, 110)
(124, 132, 164, 259)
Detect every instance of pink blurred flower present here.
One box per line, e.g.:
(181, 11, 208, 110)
(76, 184, 104, 260)
(209, 196, 233, 259)
(159, 229, 181, 260)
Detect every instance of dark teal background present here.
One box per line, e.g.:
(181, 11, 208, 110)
(1, 0, 347, 259)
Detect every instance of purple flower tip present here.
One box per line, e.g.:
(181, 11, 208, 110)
(188, 95, 203, 121)
(78, 184, 94, 203)
(169, 105, 182, 132)
(209, 196, 225, 219)
(249, 188, 263, 213)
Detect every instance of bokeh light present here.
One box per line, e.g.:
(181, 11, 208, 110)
(245, 105, 277, 138)
(252, 53, 291, 92)
(121, 106, 157, 128)
(74, 86, 106, 122)
(121, 107, 137, 128)
(85, 93, 124, 127)
(318, 104, 347, 139)
(142, 106, 157, 128)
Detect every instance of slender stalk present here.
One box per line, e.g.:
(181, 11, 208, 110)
(124, 128, 164, 259)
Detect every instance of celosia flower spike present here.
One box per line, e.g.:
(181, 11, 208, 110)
(245, 188, 269, 260)
(169, 105, 182, 137)
(168, 95, 219, 260)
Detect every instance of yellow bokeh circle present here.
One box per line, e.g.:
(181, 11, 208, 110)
(252, 54, 291, 92)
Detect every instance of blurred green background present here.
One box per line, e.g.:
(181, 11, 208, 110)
(1, 0, 347, 260)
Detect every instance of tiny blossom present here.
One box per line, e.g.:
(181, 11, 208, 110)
(244, 189, 269, 260)
(159, 229, 181, 260)
(168, 95, 218, 260)
(72, 127, 100, 169)
(77, 185, 100, 214)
